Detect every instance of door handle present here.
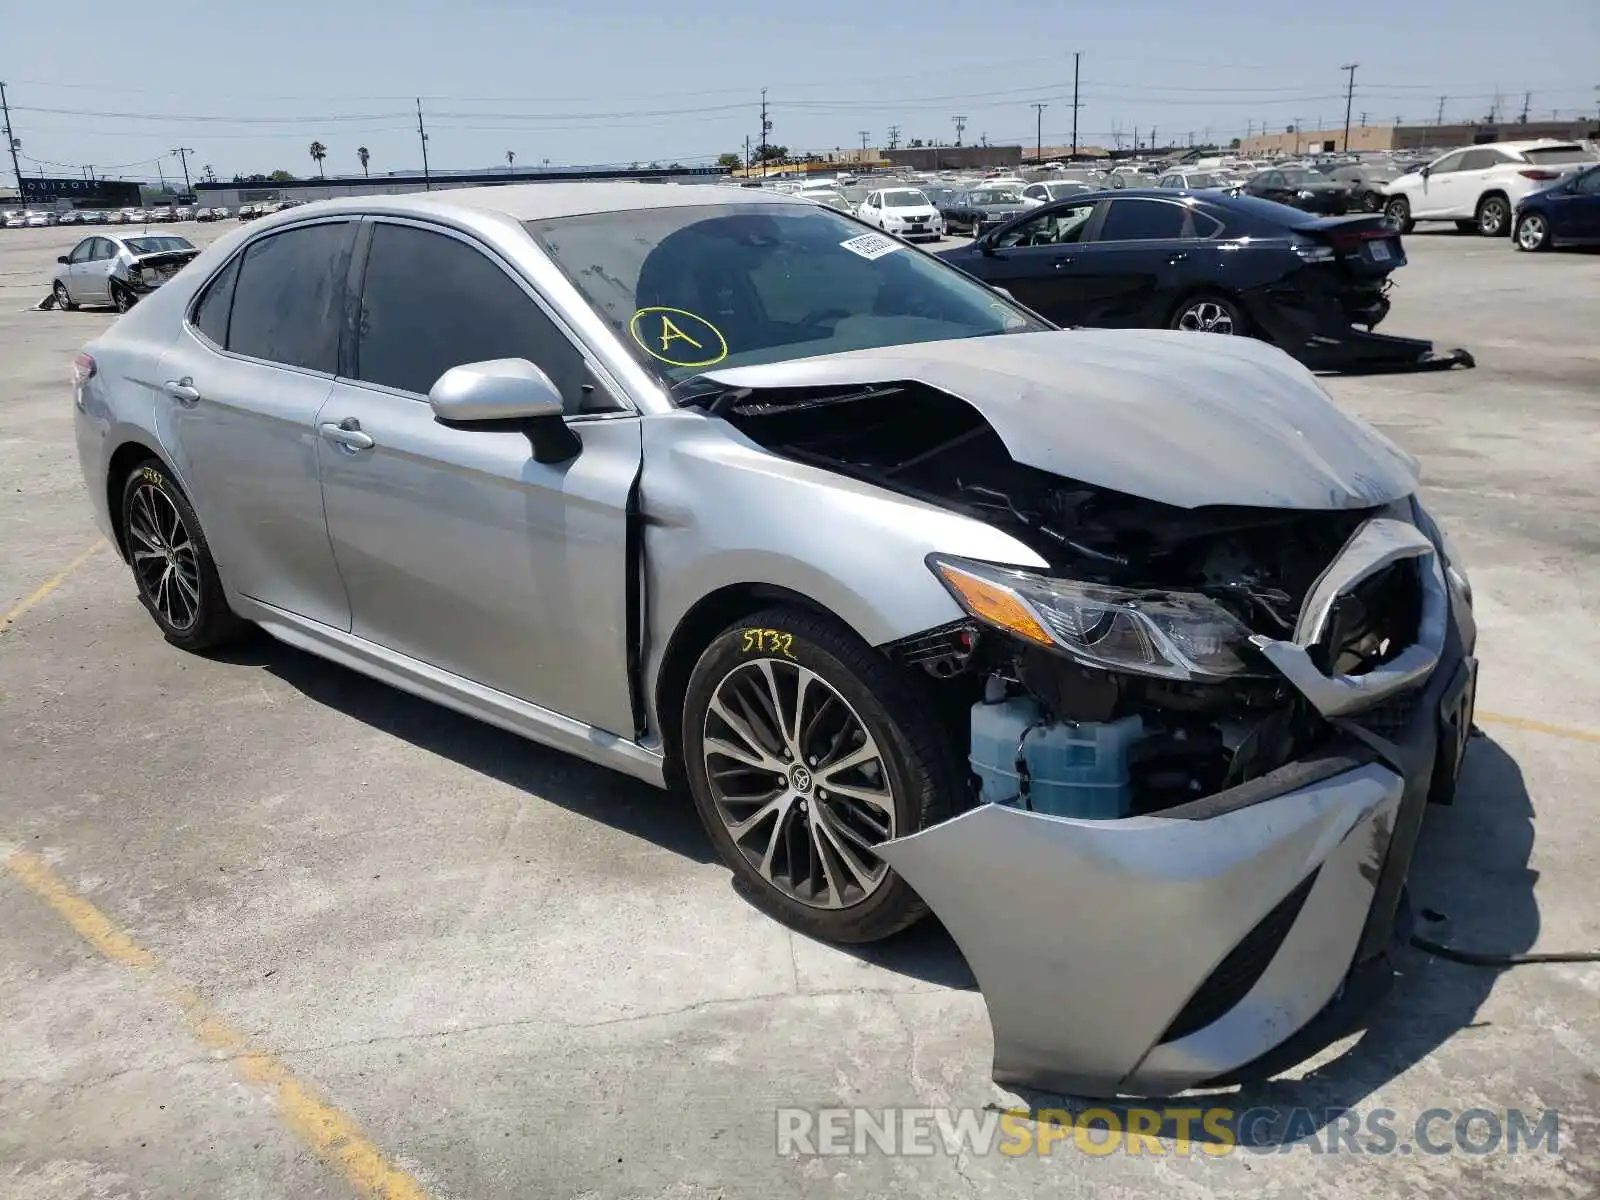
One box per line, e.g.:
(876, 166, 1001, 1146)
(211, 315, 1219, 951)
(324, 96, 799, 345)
(163, 378, 200, 406)
(318, 418, 375, 450)
(1052, 255, 1075, 268)
(1167, 252, 1189, 265)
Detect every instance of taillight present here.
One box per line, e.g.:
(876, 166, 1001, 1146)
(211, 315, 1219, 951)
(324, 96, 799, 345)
(72, 353, 96, 386)
(1517, 169, 1561, 180)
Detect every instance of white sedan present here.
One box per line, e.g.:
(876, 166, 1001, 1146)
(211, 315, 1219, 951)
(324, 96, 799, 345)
(856, 187, 945, 242)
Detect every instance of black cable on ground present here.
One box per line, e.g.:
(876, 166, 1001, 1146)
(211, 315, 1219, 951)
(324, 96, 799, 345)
(1408, 934, 1600, 967)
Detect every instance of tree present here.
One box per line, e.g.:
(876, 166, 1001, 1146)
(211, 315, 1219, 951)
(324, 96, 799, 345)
(909, 138, 924, 148)
(716, 152, 743, 169)
(201, 164, 217, 184)
(506, 150, 515, 169)
(268, 169, 297, 182)
(308, 141, 328, 178)
(357, 146, 370, 177)
(754, 144, 788, 164)
(1229, 137, 1241, 149)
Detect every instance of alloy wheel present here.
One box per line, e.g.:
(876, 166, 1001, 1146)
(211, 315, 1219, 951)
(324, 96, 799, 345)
(52, 281, 72, 310)
(1384, 197, 1409, 226)
(127, 482, 201, 631)
(1517, 214, 1548, 251)
(701, 658, 896, 910)
(1479, 198, 1509, 236)
(1176, 300, 1236, 334)
(113, 286, 134, 313)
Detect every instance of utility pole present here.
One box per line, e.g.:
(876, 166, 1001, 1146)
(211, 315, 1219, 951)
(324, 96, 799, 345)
(952, 115, 967, 146)
(170, 146, 193, 195)
(743, 135, 750, 172)
(1519, 91, 1531, 123)
(1436, 95, 1447, 125)
(1070, 51, 1081, 159)
(0, 81, 24, 196)
(1292, 119, 1303, 154)
(859, 130, 870, 153)
(1149, 125, 1157, 152)
(1031, 103, 1047, 163)
(1360, 111, 1369, 127)
(1340, 63, 1358, 151)
(759, 87, 770, 178)
(887, 124, 901, 150)
(416, 98, 431, 190)
(156, 157, 167, 190)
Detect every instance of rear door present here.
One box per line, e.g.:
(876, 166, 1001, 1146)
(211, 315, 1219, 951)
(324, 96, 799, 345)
(86, 238, 118, 302)
(153, 219, 356, 629)
(315, 218, 641, 734)
(1064, 197, 1200, 325)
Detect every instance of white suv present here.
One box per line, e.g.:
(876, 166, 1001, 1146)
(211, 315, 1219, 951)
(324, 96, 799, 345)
(1382, 140, 1598, 237)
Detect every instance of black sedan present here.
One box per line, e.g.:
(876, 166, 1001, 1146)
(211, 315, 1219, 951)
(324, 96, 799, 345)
(938, 187, 1030, 237)
(1242, 167, 1352, 214)
(935, 189, 1466, 372)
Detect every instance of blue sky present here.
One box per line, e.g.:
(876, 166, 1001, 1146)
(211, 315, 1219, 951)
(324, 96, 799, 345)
(4, 0, 1597, 184)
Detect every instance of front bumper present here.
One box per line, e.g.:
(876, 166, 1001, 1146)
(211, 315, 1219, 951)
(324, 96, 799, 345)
(877, 514, 1477, 1097)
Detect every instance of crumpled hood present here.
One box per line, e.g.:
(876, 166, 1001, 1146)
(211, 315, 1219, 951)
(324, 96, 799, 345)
(704, 330, 1419, 510)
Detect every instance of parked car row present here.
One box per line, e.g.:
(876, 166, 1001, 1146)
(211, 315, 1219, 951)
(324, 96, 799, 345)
(1379, 139, 1598, 238)
(3, 206, 227, 228)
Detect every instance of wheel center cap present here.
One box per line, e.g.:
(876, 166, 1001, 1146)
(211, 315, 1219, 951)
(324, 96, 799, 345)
(789, 764, 814, 793)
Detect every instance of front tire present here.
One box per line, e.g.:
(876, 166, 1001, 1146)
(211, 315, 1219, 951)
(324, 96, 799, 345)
(1170, 293, 1248, 337)
(681, 607, 961, 943)
(119, 460, 246, 652)
(1476, 194, 1510, 237)
(1384, 195, 1414, 234)
(1515, 211, 1551, 252)
(52, 281, 77, 311)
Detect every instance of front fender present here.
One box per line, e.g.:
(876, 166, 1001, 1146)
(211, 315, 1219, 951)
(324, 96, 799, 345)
(640, 408, 1045, 729)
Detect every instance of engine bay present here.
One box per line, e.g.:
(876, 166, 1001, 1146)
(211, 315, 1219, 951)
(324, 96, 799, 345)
(699, 378, 1416, 815)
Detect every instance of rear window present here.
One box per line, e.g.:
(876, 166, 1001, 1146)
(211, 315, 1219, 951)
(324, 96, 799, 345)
(125, 236, 195, 254)
(1522, 146, 1599, 165)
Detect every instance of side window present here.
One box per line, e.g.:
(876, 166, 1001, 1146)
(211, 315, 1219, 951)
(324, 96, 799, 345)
(1186, 208, 1225, 239)
(995, 202, 1097, 247)
(1576, 169, 1600, 195)
(227, 222, 353, 373)
(1458, 150, 1495, 172)
(191, 253, 243, 347)
(1429, 151, 1467, 174)
(1259, 172, 1284, 189)
(354, 222, 593, 412)
(93, 238, 117, 260)
(1095, 199, 1188, 241)
(1023, 185, 1044, 201)
(68, 239, 95, 264)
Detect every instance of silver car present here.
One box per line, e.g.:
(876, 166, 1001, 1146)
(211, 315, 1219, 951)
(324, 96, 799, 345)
(53, 232, 201, 313)
(72, 184, 1478, 1097)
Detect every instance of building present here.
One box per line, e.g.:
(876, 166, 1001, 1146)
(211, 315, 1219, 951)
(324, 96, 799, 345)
(18, 176, 143, 210)
(192, 164, 731, 211)
(1020, 145, 1112, 163)
(1239, 118, 1598, 157)
(882, 145, 1024, 171)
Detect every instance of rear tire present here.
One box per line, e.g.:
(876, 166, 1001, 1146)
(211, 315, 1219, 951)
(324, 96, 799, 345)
(111, 282, 136, 313)
(1169, 293, 1248, 337)
(52, 281, 77, 312)
(119, 459, 247, 652)
(1384, 195, 1414, 234)
(1514, 211, 1551, 252)
(681, 606, 961, 944)
(1476, 194, 1511, 237)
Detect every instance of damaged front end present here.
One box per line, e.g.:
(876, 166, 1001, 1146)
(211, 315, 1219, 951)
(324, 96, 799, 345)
(694, 363, 1477, 1097)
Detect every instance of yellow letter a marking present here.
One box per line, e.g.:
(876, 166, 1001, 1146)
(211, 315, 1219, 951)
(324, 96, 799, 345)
(659, 314, 704, 352)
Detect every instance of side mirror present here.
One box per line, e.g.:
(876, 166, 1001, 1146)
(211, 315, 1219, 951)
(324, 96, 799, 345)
(57, 255, 69, 264)
(1419, 165, 1431, 178)
(428, 358, 581, 464)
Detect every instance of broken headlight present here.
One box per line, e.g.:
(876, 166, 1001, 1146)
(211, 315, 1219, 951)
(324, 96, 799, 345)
(929, 555, 1259, 681)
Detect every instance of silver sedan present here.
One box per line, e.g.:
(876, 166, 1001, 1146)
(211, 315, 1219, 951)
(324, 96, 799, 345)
(53, 232, 201, 312)
(71, 184, 1477, 1097)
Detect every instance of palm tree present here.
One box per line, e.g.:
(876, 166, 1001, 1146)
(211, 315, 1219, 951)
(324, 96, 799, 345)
(506, 150, 515, 171)
(308, 141, 328, 179)
(357, 146, 370, 177)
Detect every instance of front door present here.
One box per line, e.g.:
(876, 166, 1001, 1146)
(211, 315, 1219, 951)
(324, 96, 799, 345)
(1068, 197, 1206, 326)
(153, 219, 357, 629)
(315, 218, 641, 735)
(976, 201, 1101, 324)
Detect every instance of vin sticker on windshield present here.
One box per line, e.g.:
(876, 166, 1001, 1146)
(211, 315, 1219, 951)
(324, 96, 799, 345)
(839, 233, 901, 260)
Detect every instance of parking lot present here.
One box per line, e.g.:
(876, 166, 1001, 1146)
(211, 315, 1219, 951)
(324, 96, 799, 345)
(1, 218, 1597, 1199)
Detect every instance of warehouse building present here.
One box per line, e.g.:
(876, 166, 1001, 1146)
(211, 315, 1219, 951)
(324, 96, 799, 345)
(1240, 118, 1597, 157)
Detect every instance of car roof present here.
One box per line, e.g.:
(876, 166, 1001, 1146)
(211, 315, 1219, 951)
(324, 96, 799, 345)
(281, 182, 804, 225)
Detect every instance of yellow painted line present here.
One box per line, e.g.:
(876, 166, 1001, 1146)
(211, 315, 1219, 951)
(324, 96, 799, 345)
(3, 851, 431, 1200)
(0, 539, 105, 633)
(1478, 711, 1600, 746)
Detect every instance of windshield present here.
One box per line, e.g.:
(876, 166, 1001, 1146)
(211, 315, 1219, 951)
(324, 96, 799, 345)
(526, 204, 1048, 389)
(1522, 146, 1598, 165)
(968, 189, 1022, 204)
(125, 236, 195, 254)
(883, 190, 930, 207)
